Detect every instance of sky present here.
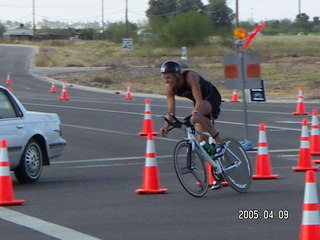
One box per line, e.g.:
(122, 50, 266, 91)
(0, 0, 319, 25)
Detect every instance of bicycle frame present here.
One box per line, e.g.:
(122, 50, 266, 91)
(164, 114, 242, 175)
(183, 126, 223, 175)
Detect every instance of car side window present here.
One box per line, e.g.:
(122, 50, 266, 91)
(0, 91, 18, 119)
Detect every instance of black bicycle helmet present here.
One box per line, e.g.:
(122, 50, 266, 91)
(160, 60, 181, 74)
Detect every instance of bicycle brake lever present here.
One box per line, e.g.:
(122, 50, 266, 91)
(168, 113, 181, 123)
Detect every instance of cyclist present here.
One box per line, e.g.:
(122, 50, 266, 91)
(160, 60, 226, 159)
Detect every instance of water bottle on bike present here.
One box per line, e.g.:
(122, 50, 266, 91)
(200, 141, 217, 159)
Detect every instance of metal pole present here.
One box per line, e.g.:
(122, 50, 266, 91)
(101, 0, 105, 33)
(239, 49, 249, 141)
(176, 0, 181, 16)
(125, 0, 129, 36)
(32, 0, 36, 38)
(235, 0, 239, 28)
(235, 39, 253, 150)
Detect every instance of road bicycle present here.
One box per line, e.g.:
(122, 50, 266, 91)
(163, 114, 252, 197)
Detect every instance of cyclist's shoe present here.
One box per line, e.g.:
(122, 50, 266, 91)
(213, 142, 227, 158)
(211, 172, 223, 190)
(211, 181, 222, 190)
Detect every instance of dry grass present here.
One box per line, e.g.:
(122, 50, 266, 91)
(23, 35, 320, 101)
(250, 35, 320, 58)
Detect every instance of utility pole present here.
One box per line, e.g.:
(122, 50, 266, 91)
(125, 0, 129, 36)
(235, 0, 239, 28)
(32, 0, 36, 38)
(298, 0, 301, 15)
(101, 0, 105, 33)
(176, 0, 181, 16)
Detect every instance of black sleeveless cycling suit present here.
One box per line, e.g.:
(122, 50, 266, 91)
(174, 71, 222, 119)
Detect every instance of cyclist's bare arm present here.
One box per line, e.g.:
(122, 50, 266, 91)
(161, 86, 176, 136)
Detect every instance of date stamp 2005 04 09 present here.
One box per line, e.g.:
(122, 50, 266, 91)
(238, 209, 289, 220)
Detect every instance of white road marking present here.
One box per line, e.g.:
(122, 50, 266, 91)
(51, 149, 301, 169)
(0, 207, 102, 240)
(268, 149, 299, 153)
(71, 162, 143, 169)
(61, 123, 179, 142)
(24, 102, 145, 116)
(52, 155, 173, 165)
(276, 121, 302, 124)
(280, 154, 299, 158)
(24, 102, 305, 134)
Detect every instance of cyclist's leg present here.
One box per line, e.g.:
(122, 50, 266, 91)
(195, 100, 226, 189)
(194, 100, 223, 144)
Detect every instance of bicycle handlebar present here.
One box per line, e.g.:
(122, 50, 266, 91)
(163, 113, 195, 133)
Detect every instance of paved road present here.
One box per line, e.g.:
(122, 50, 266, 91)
(0, 45, 319, 240)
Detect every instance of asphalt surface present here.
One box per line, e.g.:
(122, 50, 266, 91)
(0, 45, 319, 240)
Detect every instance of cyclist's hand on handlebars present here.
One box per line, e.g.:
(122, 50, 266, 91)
(160, 124, 170, 137)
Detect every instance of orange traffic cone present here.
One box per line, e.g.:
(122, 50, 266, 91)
(310, 109, 320, 156)
(5, 74, 12, 85)
(299, 170, 320, 240)
(5, 74, 12, 92)
(253, 123, 279, 179)
(293, 119, 319, 171)
(49, 81, 57, 93)
(125, 85, 133, 100)
(59, 82, 69, 100)
(139, 98, 158, 136)
(293, 87, 308, 115)
(206, 162, 228, 187)
(206, 162, 214, 187)
(0, 139, 25, 205)
(231, 89, 240, 102)
(135, 133, 167, 194)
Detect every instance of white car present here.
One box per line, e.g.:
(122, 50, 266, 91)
(0, 86, 67, 183)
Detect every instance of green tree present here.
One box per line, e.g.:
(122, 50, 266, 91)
(80, 28, 100, 40)
(103, 22, 138, 43)
(0, 23, 6, 39)
(146, 0, 203, 19)
(295, 13, 312, 33)
(311, 17, 320, 32)
(156, 11, 211, 47)
(262, 19, 293, 35)
(205, 0, 233, 29)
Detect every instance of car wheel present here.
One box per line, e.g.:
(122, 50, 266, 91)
(14, 140, 43, 183)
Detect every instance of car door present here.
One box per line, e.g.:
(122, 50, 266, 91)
(0, 89, 26, 169)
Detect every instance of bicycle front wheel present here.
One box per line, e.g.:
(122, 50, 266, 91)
(173, 140, 208, 197)
(220, 138, 252, 193)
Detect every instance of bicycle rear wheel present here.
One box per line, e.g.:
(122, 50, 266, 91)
(220, 138, 252, 193)
(173, 140, 208, 197)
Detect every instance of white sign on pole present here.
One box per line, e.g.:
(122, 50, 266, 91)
(122, 38, 133, 51)
(181, 46, 188, 61)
